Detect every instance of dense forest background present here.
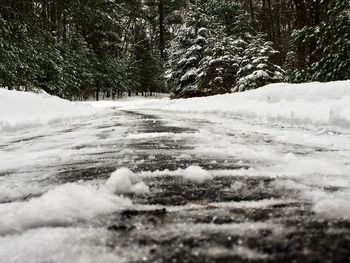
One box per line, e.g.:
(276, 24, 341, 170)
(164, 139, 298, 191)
(0, 0, 349, 99)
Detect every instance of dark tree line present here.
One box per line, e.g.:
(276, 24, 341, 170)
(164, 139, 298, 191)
(0, 0, 349, 100)
(0, 0, 186, 99)
(240, 0, 350, 82)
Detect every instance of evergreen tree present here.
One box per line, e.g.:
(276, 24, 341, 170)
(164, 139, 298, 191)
(132, 25, 166, 95)
(0, 0, 169, 99)
(235, 35, 285, 92)
(59, 35, 96, 99)
(287, 0, 350, 82)
(166, 0, 285, 98)
(1, 0, 348, 99)
(166, 20, 209, 98)
(308, 0, 349, 82)
(197, 28, 242, 95)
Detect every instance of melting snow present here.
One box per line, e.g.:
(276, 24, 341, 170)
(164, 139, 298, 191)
(0, 169, 143, 235)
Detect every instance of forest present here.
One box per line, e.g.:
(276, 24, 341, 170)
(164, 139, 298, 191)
(0, 0, 349, 100)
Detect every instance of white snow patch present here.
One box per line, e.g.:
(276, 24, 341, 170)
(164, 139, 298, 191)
(126, 132, 178, 140)
(182, 166, 213, 182)
(313, 196, 350, 220)
(273, 179, 350, 220)
(104, 168, 149, 195)
(139, 167, 259, 178)
(0, 168, 151, 235)
(230, 181, 245, 191)
(207, 199, 295, 209)
(193, 246, 268, 260)
(307, 189, 350, 220)
(0, 227, 122, 263)
(0, 182, 131, 236)
(132, 182, 150, 194)
(139, 166, 214, 183)
(0, 89, 97, 132)
(85, 95, 168, 109)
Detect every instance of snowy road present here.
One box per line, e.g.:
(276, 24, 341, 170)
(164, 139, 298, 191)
(1, 107, 350, 262)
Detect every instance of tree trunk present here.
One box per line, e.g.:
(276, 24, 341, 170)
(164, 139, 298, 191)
(293, 0, 308, 70)
(96, 86, 100, 101)
(158, 0, 165, 58)
(308, 0, 321, 65)
(248, 0, 255, 20)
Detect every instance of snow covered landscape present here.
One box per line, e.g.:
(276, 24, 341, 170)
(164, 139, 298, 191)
(1, 0, 349, 261)
(1, 81, 350, 262)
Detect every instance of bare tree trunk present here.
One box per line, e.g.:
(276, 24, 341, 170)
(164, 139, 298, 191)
(293, 0, 308, 70)
(248, 0, 255, 20)
(158, 0, 165, 58)
(308, 0, 321, 65)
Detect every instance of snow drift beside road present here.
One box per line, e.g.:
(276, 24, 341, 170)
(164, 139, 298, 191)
(3, 81, 349, 132)
(128, 81, 350, 132)
(0, 89, 97, 132)
(85, 93, 169, 109)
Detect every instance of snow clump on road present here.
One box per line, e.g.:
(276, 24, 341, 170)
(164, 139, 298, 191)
(183, 166, 213, 183)
(104, 168, 150, 194)
(0, 168, 150, 236)
(0, 183, 131, 236)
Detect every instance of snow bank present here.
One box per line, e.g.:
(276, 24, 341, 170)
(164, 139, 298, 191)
(85, 94, 168, 109)
(129, 81, 350, 132)
(0, 89, 97, 132)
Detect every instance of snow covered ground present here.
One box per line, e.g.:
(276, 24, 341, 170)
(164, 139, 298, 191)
(124, 80, 350, 133)
(0, 82, 350, 262)
(85, 93, 169, 109)
(2, 80, 349, 133)
(0, 89, 97, 132)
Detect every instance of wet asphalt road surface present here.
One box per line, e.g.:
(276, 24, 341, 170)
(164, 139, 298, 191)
(1, 109, 350, 263)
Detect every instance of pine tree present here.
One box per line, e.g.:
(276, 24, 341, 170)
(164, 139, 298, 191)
(59, 35, 96, 99)
(287, 0, 350, 83)
(235, 35, 285, 92)
(166, 0, 285, 98)
(166, 21, 209, 98)
(0, 15, 21, 88)
(132, 25, 166, 95)
(166, 1, 243, 98)
(309, 0, 350, 82)
(197, 28, 242, 95)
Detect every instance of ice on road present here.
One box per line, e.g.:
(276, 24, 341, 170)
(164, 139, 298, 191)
(0, 105, 350, 262)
